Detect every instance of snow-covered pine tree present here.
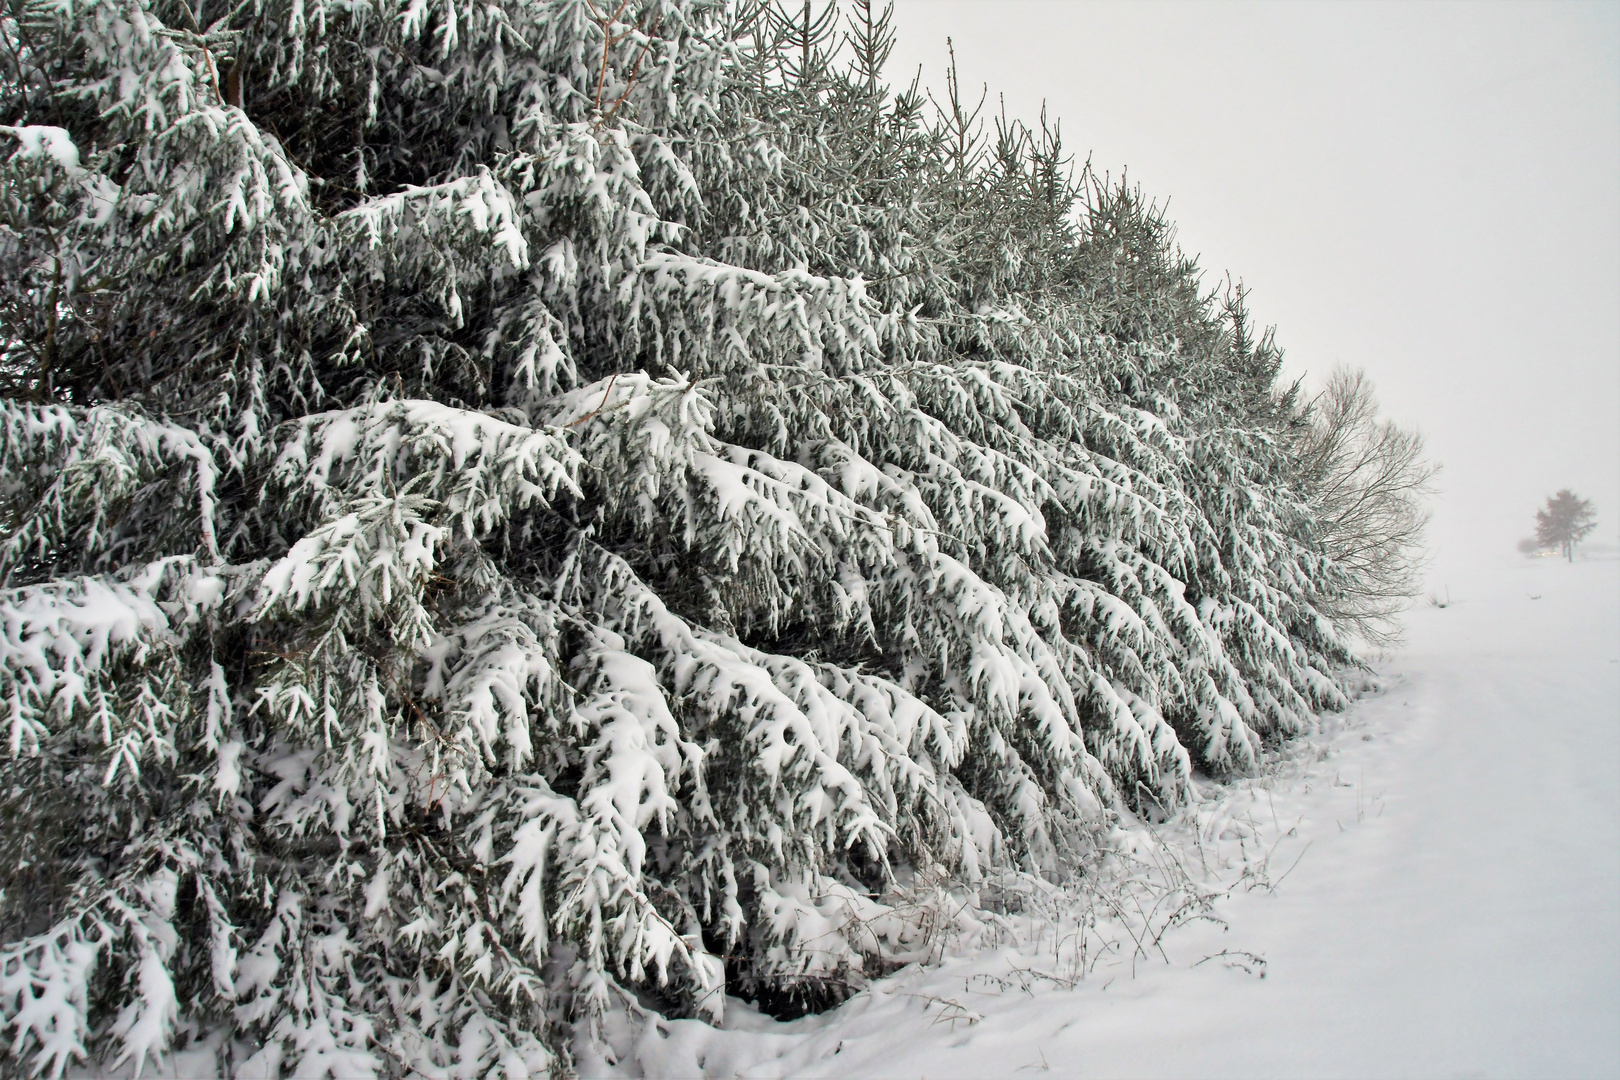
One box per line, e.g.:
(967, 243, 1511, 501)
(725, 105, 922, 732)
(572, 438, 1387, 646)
(1, 1, 1393, 1074)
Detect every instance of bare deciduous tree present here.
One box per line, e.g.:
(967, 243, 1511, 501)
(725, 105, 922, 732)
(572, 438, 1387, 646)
(1296, 366, 1438, 646)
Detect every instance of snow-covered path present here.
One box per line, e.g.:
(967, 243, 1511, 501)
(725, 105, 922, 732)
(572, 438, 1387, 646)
(668, 556, 1620, 1080)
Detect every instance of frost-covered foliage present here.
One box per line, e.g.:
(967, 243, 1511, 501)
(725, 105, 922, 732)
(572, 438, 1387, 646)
(0, 0, 1404, 1074)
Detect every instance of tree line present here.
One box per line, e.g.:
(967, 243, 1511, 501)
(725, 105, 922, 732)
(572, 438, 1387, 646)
(0, 1, 1432, 1073)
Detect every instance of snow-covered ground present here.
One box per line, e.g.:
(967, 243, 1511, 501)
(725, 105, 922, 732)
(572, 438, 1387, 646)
(601, 553, 1619, 1080)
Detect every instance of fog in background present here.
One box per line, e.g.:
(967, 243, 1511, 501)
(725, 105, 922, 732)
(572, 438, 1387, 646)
(888, 0, 1620, 585)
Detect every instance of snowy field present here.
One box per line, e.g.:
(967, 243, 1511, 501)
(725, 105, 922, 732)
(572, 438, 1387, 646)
(579, 553, 1620, 1080)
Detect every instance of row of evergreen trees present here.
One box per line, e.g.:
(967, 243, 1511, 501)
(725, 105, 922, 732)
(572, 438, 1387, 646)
(0, 1, 1422, 1074)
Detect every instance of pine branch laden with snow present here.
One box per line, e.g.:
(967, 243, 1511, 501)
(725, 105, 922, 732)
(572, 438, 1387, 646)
(0, 0, 1416, 1074)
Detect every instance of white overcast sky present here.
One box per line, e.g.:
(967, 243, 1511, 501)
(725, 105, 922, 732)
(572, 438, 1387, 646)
(886, 0, 1620, 581)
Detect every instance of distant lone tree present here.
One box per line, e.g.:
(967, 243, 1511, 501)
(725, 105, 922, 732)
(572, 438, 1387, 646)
(1535, 490, 1598, 562)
